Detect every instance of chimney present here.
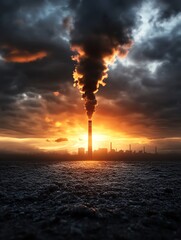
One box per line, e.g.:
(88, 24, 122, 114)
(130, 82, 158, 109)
(88, 120, 92, 159)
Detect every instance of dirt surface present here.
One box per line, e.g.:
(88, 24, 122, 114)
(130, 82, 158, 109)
(0, 159, 181, 240)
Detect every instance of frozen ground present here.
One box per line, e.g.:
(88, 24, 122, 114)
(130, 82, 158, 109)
(0, 159, 181, 240)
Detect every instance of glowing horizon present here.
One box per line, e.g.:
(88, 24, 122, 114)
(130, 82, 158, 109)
(0, 119, 176, 154)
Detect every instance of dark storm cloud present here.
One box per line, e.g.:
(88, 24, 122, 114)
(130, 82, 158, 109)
(157, 0, 181, 18)
(0, 84, 83, 137)
(68, 0, 81, 10)
(97, 0, 181, 138)
(0, 0, 75, 135)
(99, 61, 181, 138)
(0, 0, 73, 93)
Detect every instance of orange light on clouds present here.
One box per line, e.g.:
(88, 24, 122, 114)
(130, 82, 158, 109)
(53, 91, 60, 96)
(71, 40, 132, 108)
(0, 121, 151, 153)
(71, 45, 85, 61)
(45, 116, 53, 123)
(5, 49, 47, 63)
(0, 106, 152, 153)
(43, 111, 151, 152)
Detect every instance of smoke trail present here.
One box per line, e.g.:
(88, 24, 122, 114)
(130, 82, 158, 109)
(70, 0, 140, 119)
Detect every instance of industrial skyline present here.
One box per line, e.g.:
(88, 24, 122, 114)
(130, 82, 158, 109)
(78, 143, 158, 157)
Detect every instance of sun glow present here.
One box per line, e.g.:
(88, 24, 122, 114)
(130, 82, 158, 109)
(80, 132, 108, 150)
(55, 121, 62, 127)
(0, 113, 152, 154)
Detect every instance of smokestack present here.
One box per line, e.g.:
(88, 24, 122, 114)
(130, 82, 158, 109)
(88, 120, 92, 159)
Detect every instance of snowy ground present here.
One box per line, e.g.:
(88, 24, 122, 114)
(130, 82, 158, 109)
(0, 159, 181, 240)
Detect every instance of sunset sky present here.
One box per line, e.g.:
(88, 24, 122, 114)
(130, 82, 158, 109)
(0, 0, 181, 153)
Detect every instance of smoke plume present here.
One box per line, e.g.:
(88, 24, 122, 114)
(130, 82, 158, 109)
(71, 0, 140, 119)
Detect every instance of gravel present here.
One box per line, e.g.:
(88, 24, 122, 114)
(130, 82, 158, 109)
(0, 159, 181, 240)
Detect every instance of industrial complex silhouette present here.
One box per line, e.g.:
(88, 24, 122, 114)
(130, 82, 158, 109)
(77, 119, 158, 160)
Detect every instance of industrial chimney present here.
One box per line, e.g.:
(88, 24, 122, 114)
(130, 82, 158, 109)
(88, 120, 92, 159)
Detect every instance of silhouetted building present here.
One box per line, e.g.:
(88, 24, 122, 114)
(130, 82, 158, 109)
(78, 148, 85, 155)
(129, 144, 132, 152)
(110, 142, 112, 152)
(94, 148, 108, 155)
(109, 142, 117, 153)
(119, 150, 124, 154)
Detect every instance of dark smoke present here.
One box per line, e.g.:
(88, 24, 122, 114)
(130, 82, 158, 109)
(71, 0, 142, 119)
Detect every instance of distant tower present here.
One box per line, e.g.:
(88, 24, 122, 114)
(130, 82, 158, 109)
(88, 120, 92, 159)
(129, 144, 132, 152)
(110, 142, 112, 152)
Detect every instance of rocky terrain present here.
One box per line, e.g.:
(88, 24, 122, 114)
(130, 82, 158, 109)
(0, 159, 181, 240)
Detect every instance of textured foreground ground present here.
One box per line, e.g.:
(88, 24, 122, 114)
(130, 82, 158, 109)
(0, 159, 181, 240)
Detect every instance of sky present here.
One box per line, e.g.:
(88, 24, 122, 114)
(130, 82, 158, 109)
(0, 0, 181, 153)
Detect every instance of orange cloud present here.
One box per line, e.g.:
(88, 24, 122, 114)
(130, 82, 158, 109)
(5, 49, 47, 63)
(53, 91, 60, 96)
(45, 116, 53, 123)
(55, 138, 68, 143)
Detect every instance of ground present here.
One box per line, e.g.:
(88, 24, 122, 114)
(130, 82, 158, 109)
(0, 159, 181, 240)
